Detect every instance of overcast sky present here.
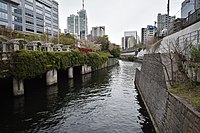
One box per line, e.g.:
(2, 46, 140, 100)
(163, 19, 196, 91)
(57, 0, 184, 45)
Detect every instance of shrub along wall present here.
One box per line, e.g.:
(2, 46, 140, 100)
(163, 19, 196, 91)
(10, 50, 109, 79)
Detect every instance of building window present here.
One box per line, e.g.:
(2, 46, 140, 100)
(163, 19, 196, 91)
(36, 23, 43, 27)
(0, 2, 7, 10)
(26, 28, 34, 32)
(25, 0, 33, 3)
(37, 31, 43, 34)
(45, 13, 51, 18)
(45, 6, 51, 12)
(45, 19, 51, 24)
(13, 24, 22, 31)
(0, 21, 8, 26)
(36, 9, 43, 14)
(26, 20, 34, 25)
(0, 12, 8, 19)
(12, 16, 22, 23)
(25, 4, 33, 10)
(36, 2, 43, 7)
(12, 7, 22, 15)
(25, 12, 34, 17)
(36, 16, 44, 21)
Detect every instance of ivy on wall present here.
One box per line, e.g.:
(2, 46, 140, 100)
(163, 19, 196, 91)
(10, 50, 109, 79)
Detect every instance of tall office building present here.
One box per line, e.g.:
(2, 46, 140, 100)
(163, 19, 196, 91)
(141, 25, 157, 45)
(157, 13, 175, 36)
(78, 8, 88, 40)
(141, 28, 147, 45)
(67, 0, 88, 40)
(67, 14, 79, 35)
(122, 31, 138, 50)
(91, 26, 105, 39)
(0, 0, 59, 36)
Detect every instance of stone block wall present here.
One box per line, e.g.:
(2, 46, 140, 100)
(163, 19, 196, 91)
(135, 54, 200, 133)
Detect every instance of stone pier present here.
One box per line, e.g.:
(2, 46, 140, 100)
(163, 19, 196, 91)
(81, 64, 92, 75)
(46, 69, 57, 86)
(68, 67, 73, 79)
(13, 78, 24, 96)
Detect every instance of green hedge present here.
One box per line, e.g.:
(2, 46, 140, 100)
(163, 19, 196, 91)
(10, 50, 109, 79)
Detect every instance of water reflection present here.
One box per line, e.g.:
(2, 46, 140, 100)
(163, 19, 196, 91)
(0, 61, 155, 133)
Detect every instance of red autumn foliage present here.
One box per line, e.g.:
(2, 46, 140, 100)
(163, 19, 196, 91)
(72, 46, 93, 53)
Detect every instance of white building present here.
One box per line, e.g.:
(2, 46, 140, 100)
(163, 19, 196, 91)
(91, 26, 105, 39)
(141, 25, 157, 45)
(0, 0, 59, 36)
(122, 31, 138, 50)
(157, 13, 176, 36)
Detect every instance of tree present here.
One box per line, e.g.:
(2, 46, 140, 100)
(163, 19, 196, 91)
(50, 37, 58, 44)
(59, 33, 77, 45)
(40, 33, 47, 42)
(150, 38, 192, 87)
(110, 47, 120, 58)
(95, 35, 110, 51)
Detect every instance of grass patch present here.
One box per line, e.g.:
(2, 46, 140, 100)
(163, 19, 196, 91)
(169, 83, 200, 112)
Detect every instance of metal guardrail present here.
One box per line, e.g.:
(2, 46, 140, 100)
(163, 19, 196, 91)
(177, 30, 200, 46)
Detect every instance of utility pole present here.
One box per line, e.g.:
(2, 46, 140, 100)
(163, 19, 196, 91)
(167, 0, 170, 35)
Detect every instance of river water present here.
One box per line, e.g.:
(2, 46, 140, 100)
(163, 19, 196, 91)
(0, 60, 155, 133)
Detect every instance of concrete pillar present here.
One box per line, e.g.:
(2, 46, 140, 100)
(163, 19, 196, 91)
(68, 67, 73, 79)
(101, 61, 108, 68)
(82, 65, 92, 75)
(46, 69, 58, 86)
(87, 65, 92, 74)
(13, 78, 24, 96)
(24, 45, 27, 50)
(33, 45, 37, 51)
(82, 65, 85, 75)
(14, 44, 19, 51)
(3, 44, 6, 52)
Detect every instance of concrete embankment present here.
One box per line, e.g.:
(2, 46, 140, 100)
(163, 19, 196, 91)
(2, 57, 119, 97)
(135, 54, 200, 133)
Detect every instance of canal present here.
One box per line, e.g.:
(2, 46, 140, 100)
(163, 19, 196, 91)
(0, 60, 155, 133)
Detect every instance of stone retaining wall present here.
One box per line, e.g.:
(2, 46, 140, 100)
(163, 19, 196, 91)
(135, 54, 200, 133)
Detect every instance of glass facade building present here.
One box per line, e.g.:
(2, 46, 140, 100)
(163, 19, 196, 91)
(0, 0, 59, 37)
(67, 14, 79, 36)
(67, 9, 88, 40)
(78, 9, 88, 40)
